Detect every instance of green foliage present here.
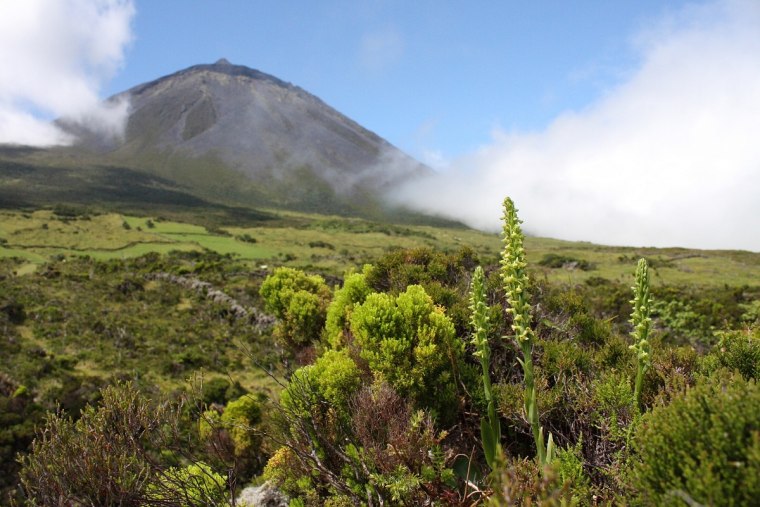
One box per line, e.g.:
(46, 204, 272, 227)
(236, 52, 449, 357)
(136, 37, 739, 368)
(19, 382, 225, 506)
(149, 462, 228, 505)
(349, 284, 463, 420)
(263, 446, 320, 504)
(540, 286, 611, 347)
(260, 267, 329, 318)
(703, 327, 760, 381)
(324, 266, 373, 348)
(236, 232, 257, 243)
(539, 253, 595, 271)
(200, 376, 248, 407)
(260, 266, 331, 350)
(554, 437, 591, 504)
(282, 349, 363, 421)
(592, 371, 637, 444)
(198, 393, 267, 482)
(362, 247, 479, 336)
(221, 394, 263, 457)
(0, 374, 44, 502)
(633, 373, 760, 506)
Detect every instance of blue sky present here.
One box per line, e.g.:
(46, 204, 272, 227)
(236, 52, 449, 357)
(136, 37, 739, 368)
(1, 1, 759, 250)
(107, 1, 694, 163)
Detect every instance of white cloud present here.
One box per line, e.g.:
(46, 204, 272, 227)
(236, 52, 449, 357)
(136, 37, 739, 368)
(395, 0, 760, 251)
(358, 27, 404, 75)
(0, 0, 135, 146)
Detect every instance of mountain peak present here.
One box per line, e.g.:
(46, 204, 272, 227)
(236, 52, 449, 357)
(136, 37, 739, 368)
(69, 60, 429, 217)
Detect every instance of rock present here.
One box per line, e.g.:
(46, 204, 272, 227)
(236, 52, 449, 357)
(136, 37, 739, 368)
(236, 482, 288, 507)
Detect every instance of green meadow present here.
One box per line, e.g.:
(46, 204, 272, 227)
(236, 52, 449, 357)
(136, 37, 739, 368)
(2, 208, 758, 287)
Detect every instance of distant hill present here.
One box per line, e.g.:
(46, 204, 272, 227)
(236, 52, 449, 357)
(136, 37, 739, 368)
(0, 59, 432, 221)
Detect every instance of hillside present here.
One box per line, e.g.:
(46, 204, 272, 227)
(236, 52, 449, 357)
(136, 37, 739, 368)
(2, 207, 758, 504)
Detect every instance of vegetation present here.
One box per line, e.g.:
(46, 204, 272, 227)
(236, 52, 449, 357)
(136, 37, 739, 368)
(500, 197, 554, 466)
(1, 197, 759, 505)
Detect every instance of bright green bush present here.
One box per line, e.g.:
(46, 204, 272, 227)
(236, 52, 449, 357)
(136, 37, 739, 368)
(221, 394, 263, 458)
(260, 267, 329, 318)
(259, 267, 331, 349)
(149, 462, 227, 505)
(349, 285, 463, 419)
(281, 349, 362, 421)
(632, 373, 760, 506)
(324, 266, 373, 349)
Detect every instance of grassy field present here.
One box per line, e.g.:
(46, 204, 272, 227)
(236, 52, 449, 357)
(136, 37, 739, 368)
(2, 208, 759, 287)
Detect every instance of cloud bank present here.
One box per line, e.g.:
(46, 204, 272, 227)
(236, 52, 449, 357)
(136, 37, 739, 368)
(395, 0, 760, 251)
(0, 0, 135, 146)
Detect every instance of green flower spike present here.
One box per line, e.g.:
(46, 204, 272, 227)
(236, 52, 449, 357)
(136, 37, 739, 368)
(500, 197, 553, 466)
(629, 258, 652, 412)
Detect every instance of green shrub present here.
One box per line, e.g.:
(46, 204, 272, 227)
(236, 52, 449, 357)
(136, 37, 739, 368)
(149, 462, 227, 505)
(704, 328, 759, 381)
(324, 267, 373, 349)
(260, 267, 329, 318)
(538, 253, 595, 271)
(632, 373, 760, 506)
(281, 349, 362, 422)
(349, 285, 463, 420)
(200, 376, 248, 407)
(19, 382, 224, 506)
(260, 267, 331, 350)
(554, 437, 591, 504)
(592, 371, 637, 443)
(198, 393, 266, 481)
(221, 395, 263, 457)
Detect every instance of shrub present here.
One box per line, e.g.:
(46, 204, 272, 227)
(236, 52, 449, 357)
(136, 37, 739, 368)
(632, 373, 760, 506)
(149, 462, 228, 505)
(704, 327, 759, 381)
(260, 267, 331, 350)
(200, 376, 248, 407)
(538, 253, 595, 271)
(281, 349, 362, 422)
(349, 285, 463, 420)
(221, 395, 263, 458)
(19, 382, 226, 506)
(324, 267, 373, 349)
(199, 393, 266, 481)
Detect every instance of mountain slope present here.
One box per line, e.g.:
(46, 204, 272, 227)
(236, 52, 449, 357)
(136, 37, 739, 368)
(56, 59, 428, 216)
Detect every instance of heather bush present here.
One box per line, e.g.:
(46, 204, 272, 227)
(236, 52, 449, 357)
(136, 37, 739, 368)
(19, 382, 227, 506)
(632, 372, 760, 506)
(703, 327, 759, 381)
